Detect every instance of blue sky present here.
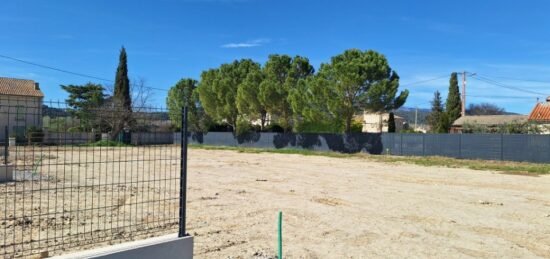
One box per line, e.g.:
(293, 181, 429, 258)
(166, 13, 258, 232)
(2, 0, 550, 114)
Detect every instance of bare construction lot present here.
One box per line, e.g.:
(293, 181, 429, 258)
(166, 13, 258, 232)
(186, 149, 549, 258)
(1, 146, 549, 258)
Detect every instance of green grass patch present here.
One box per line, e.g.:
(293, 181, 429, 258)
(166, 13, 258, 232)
(188, 144, 550, 176)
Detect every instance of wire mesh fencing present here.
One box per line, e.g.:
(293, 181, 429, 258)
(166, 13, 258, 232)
(0, 98, 183, 258)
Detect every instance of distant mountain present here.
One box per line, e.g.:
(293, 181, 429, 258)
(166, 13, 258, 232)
(394, 107, 430, 125)
(42, 105, 69, 117)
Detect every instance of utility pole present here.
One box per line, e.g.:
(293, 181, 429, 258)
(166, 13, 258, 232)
(458, 71, 476, 117)
(461, 71, 466, 116)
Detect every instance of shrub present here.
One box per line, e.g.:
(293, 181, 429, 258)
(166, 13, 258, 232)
(26, 126, 44, 144)
(265, 123, 284, 133)
(208, 122, 232, 132)
(350, 119, 363, 133)
(67, 127, 82, 133)
(236, 118, 253, 136)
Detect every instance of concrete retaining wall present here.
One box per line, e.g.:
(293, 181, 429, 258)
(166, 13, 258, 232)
(53, 234, 193, 259)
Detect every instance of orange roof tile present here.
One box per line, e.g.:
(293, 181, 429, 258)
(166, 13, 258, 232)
(528, 102, 550, 122)
(0, 77, 44, 97)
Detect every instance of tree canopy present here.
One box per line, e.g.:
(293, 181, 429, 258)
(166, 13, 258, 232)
(166, 78, 210, 132)
(306, 49, 408, 133)
(197, 59, 261, 132)
(426, 90, 447, 133)
(259, 55, 314, 131)
(445, 72, 461, 129)
(114, 46, 131, 110)
(169, 49, 409, 134)
(61, 83, 105, 131)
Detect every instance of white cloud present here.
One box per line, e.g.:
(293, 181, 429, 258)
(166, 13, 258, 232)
(221, 38, 270, 48)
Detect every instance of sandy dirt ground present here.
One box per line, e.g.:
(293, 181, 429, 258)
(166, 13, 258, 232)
(186, 149, 550, 258)
(1, 147, 549, 258)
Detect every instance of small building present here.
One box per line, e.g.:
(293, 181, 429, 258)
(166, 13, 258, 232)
(450, 115, 528, 133)
(361, 112, 407, 133)
(0, 77, 44, 140)
(527, 97, 550, 134)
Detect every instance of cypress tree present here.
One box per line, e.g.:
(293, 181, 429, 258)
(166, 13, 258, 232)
(114, 47, 131, 110)
(388, 112, 396, 133)
(445, 72, 461, 130)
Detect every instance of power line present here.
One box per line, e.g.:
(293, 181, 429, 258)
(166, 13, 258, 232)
(0, 53, 169, 92)
(475, 73, 550, 84)
(400, 75, 449, 87)
(0, 54, 113, 82)
(470, 75, 549, 96)
(467, 94, 538, 100)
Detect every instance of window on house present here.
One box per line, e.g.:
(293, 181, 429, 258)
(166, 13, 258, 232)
(15, 105, 25, 121)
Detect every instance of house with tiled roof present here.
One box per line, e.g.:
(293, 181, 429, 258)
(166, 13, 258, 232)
(0, 77, 44, 140)
(450, 115, 529, 133)
(528, 97, 550, 134)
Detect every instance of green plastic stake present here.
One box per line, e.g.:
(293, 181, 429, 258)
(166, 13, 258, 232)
(278, 211, 283, 259)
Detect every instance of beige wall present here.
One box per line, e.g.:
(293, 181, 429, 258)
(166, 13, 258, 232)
(362, 112, 406, 133)
(0, 96, 43, 140)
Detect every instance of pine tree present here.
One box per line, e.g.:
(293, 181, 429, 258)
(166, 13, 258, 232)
(445, 72, 461, 130)
(114, 47, 131, 110)
(388, 112, 396, 132)
(427, 91, 447, 133)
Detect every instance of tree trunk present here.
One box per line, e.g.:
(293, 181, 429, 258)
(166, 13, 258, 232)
(345, 116, 352, 134)
(231, 118, 237, 133)
(260, 111, 267, 131)
(110, 125, 122, 141)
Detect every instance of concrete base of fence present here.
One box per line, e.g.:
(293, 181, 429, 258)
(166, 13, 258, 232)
(53, 234, 193, 259)
(0, 164, 14, 182)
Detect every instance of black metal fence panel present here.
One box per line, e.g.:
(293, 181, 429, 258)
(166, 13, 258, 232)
(177, 131, 550, 164)
(0, 99, 181, 258)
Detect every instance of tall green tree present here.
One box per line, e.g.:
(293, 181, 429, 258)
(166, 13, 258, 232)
(388, 112, 396, 133)
(236, 67, 266, 129)
(445, 72, 461, 130)
(259, 55, 314, 132)
(166, 78, 210, 133)
(114, 46, 131, 110)
(61, 83, 106, 131)
(308, 49, 408, 133)
(197, 59, 260, 132)
(426, 90, 447, 133)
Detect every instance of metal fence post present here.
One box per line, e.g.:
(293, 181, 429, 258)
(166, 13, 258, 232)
(399, 134, 403, 155)
(179, 106, 188, 237)
(422, 134, 426, 156)
(458, 134, 462, 159)
(500, 134, 504, 161)
(4, 126, 7, 164)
